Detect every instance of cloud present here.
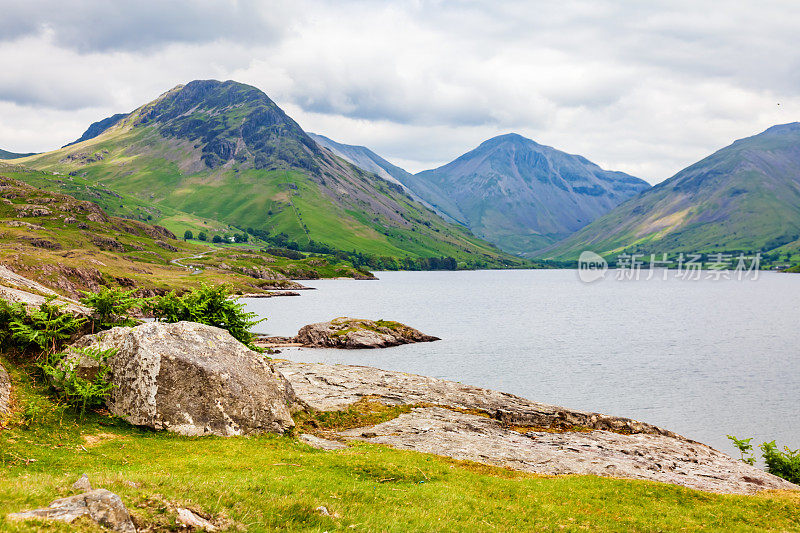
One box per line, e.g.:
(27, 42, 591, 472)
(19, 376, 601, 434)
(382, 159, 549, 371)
(0, 0, 798, 182)
(0, 0, 289, 53)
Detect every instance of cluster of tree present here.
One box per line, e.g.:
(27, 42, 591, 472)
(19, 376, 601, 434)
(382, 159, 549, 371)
(244, 227, 460, 270)
(184, 230, 248, 244)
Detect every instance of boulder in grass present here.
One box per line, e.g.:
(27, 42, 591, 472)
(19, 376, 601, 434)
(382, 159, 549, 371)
(8, 489, 136, 532)
(69, 321, 299, 436)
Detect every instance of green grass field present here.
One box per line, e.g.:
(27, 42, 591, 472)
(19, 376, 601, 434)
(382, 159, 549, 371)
(1, 359, 798, 532)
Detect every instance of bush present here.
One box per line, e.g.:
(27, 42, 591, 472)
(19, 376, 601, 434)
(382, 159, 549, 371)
(728, 434, 800, 484)
(79, 287, 142, 331)
(145, 284, 264, 350)
(7, 296, 86, 356)
(39, 346, 117, 413)
(760, 441, 800, 484)
(0, 299, 28, 352)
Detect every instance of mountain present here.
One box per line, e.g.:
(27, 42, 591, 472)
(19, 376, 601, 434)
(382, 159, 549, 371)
(14, 80, 520, 268)
(0, 148, 36, 159)
(63, 113, 128, 147)
(394, 133, 650, 254)
(540, 123, 800, 261)
(308, 133, 413, 187)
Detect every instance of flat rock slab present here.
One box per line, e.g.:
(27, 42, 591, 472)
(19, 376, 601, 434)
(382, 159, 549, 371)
(0, 265, 90, 315)
(299, 433, 348, 451)
(8, 489, 136, 532)
(0, 360, 10, 419)
(273, 360, 675, 436)
(275, 360, 799, 494)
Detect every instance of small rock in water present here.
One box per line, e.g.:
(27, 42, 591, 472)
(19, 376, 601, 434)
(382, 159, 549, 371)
(8, 489, 136, 532)
(176, 507, 217, 531)
(72, 473, 92, 492)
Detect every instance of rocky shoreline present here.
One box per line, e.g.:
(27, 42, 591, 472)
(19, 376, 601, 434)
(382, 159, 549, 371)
(274, 359, 795, 494)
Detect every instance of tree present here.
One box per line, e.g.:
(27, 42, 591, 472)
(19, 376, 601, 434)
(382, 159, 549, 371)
(197, 231, 207, 241)
(183, 230, 193, 241)
(212, 235, 223, 243)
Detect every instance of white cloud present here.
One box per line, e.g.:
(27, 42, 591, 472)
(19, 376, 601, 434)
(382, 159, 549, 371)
(0, 0, 798, 182)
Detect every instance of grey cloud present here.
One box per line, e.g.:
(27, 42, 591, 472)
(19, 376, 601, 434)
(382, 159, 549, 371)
(0, 0, 289, 53)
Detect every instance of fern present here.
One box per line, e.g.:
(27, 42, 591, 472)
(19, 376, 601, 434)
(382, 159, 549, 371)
(9, 296, 86, 356)
(79, 286, 143, 331)
(146, 283, 264, 350)
(40, 346, 117, 413)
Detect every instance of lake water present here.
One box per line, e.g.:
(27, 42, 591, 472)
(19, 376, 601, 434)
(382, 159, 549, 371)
(243, 269, 799, 459)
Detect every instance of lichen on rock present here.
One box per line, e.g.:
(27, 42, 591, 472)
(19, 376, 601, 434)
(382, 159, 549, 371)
(294, 317, 439, 349)
(69, 321, 299, 436)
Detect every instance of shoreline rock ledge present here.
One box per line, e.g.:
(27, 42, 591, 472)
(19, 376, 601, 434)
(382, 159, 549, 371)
(275, 359, 799, 495)
(292, 317, 439, 349)
(69, 321, 299, 436)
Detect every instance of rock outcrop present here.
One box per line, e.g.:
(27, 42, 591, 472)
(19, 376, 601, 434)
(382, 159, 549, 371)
(0, 360, 10, 419)
(8, 489, 136, 532)
(70, 321, 298, 436)
(294, 317, 439, 349)
(274, 360, 798, 494)
(0, 265, 91, 315)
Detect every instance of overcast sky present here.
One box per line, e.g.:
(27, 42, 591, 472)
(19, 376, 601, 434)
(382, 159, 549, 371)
(0, 0, 798, 183)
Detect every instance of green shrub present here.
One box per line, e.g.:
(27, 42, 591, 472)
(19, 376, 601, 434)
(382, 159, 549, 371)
(0, 299, 28, 352)
(145, 284, 264, 350)
(8, 296, 86, 356)
(727, 434, 756, 465)
(760, 441, 800, 484)
(39, 346, 117, 413)
(79, 286, 142, 331)
(184, 230, 193, 240)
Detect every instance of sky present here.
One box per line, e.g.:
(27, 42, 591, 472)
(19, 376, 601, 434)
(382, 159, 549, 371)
(0, 0, 798, 183)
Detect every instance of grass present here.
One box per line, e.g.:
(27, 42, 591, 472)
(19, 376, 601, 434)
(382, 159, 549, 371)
(0, 172, 372, 299)
(1, 359, 799, 532)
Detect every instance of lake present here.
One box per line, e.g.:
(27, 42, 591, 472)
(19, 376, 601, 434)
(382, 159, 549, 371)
(243, 269, 799, 459)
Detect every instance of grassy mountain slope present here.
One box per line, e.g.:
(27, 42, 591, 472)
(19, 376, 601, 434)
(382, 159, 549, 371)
(15, 80, 520, 268)
(0, 165, 370, 298)
(540, 123, 800, 262)
(395, 134, 650, 255)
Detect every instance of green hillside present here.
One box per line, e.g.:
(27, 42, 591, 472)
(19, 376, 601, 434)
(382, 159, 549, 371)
(14, 80, 522, 269)
(539, 123, 800, 265)
(0, 165, 372, 298)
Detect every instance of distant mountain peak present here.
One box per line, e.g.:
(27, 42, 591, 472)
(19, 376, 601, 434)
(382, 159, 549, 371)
(394, 135, 649, 254)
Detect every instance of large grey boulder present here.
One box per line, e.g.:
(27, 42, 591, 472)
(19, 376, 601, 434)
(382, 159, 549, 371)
(70, 321, 297, 436)
(0, 360, 10, 419)
(8, 489, 136, 532)
(294, 317, 439, 349)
